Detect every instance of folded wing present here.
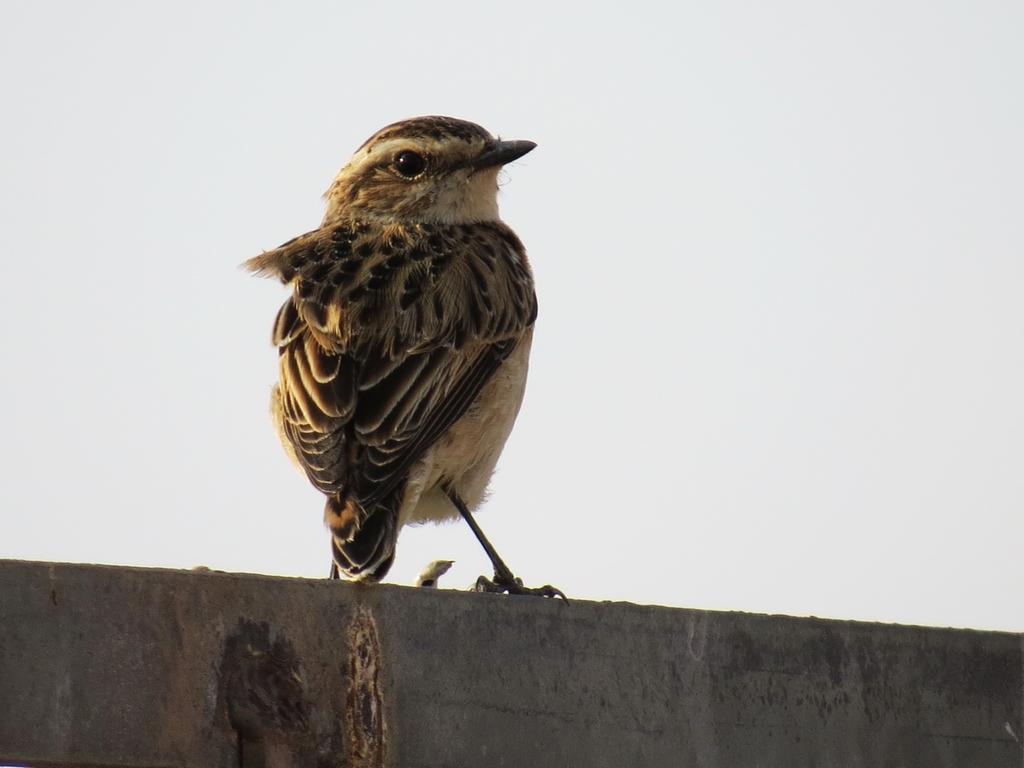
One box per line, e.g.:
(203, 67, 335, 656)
(246, 220, 536, 577)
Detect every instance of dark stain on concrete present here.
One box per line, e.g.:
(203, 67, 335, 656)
(219, 619, 309, 765)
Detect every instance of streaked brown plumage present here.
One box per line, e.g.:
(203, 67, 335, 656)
(246, 116, 541, 586)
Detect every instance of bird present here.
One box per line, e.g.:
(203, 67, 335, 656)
(246, 116, 563, 598)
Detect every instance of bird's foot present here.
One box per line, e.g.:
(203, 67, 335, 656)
(416, 559, 455, 588)
(473, 573, 567, 600)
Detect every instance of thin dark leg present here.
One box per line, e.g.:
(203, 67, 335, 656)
(445, 487, 566, 600)
(449, 492, 518, 585)
(329, 560, 340, 580)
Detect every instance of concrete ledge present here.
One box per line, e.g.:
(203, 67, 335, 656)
(0, 559, 1020, 767)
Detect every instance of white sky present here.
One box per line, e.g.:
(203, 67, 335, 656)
(1, 1, 1021, 632)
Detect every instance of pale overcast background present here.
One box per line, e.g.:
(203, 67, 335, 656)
(1, 1, 1021, 632)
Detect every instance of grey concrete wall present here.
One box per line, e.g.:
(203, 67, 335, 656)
(0, 559, 1020, 767)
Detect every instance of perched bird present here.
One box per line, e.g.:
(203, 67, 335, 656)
(246, 116, 562, 598)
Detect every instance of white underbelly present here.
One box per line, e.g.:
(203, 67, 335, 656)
(398, 328, 533, 528)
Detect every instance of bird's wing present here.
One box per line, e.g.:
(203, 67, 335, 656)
(246, 220, 536, 512)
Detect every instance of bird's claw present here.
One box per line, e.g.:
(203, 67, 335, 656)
(473, 574, 568, 601)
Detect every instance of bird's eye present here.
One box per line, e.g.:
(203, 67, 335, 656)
(394, 150, 426, 178)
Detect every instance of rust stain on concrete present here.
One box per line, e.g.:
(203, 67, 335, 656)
(344, 605, 386, 768)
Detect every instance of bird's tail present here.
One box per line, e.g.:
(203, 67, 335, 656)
(324, 493, 397, 582)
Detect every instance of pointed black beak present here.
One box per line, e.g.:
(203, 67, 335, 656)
(469, 139, 537, 171)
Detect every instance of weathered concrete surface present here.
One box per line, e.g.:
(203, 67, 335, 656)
(0, 559, 1020, 767)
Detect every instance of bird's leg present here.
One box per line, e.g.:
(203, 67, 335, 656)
(329, 560, 340, 580)
(444, 488, 567, 600)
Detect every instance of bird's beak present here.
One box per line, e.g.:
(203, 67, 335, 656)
(469, 139, 537, 171)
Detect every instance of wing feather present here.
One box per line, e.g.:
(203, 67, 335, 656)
(247, 220, 535, 535)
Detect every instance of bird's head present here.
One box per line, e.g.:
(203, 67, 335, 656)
(323, 116, 535, 225)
